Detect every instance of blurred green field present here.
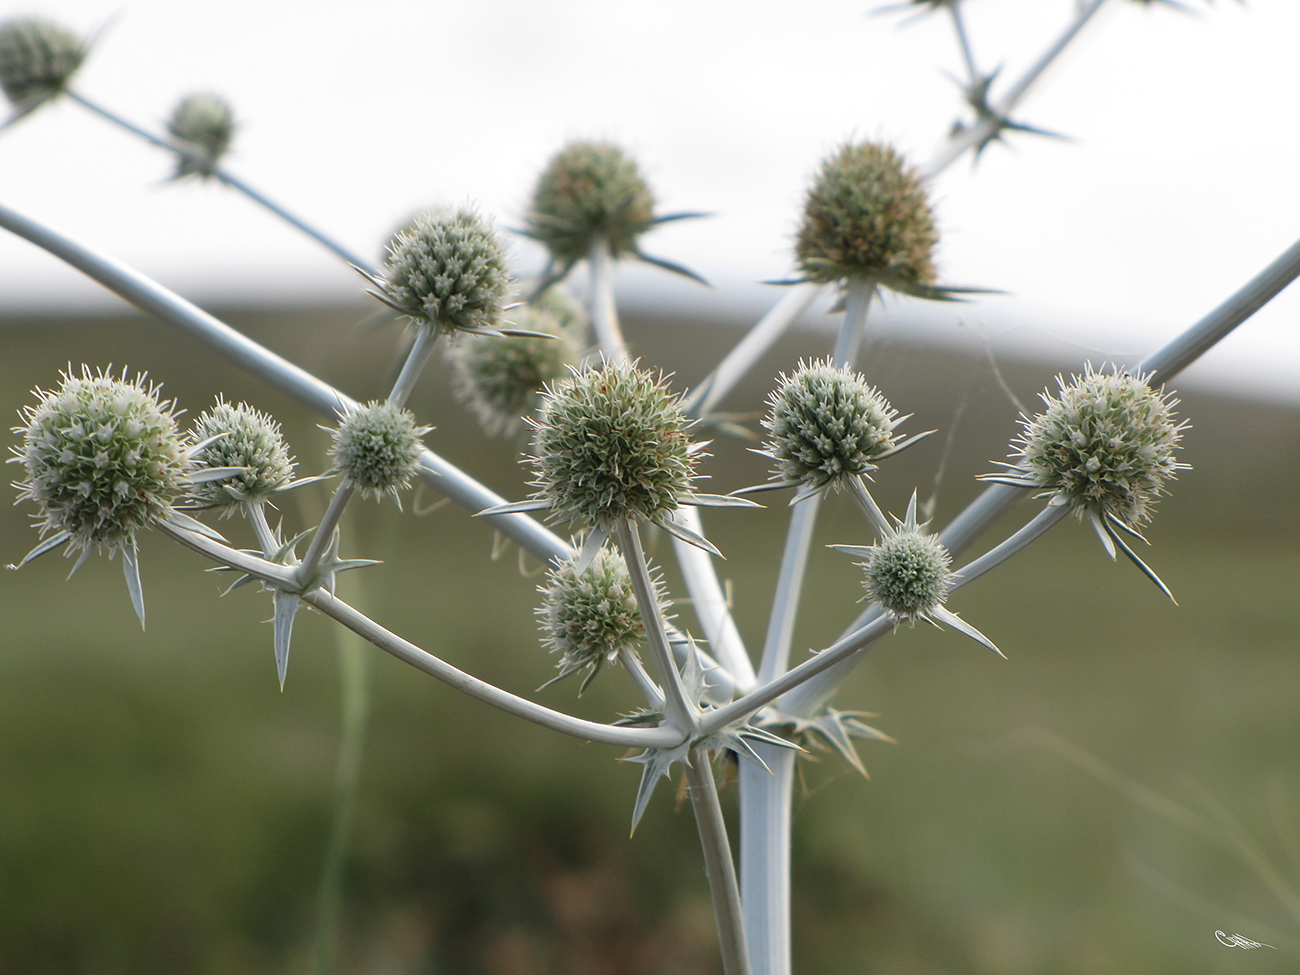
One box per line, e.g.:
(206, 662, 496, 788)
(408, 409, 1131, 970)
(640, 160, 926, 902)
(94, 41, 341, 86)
(2, 306, 1298, 975)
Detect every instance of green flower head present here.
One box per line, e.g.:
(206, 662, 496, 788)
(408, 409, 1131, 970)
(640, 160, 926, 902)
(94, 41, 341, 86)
(0, 16, 85, 115)
(994, 365, 1187, 529)
(795, 141, 938, 294)
(330, 401, 430, 503)
(527, 141, 656, 266)
(449, 301, 579, 437)
(190, 399, 295, 511)
(529, 361, 701, 531)
(536, 546, 667, 694)
(761, 359, 905, 497)
(372, 207, 511, 334)
(10, 366, 189, 559)
(167, 92, 235, 179)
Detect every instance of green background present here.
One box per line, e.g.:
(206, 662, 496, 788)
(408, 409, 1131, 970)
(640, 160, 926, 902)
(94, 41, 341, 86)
(1, 305, 1297, 974)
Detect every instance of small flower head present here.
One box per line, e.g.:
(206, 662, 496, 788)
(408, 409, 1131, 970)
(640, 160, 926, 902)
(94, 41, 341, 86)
(0, 17, 85, 115)
(862, 524, 952, 623)
(10, 366, 188, 558)
(795, 141, 937, 294)
(529, 361, 700, 531)
(373, 208, 511, 334)
(761, 359, 903, 496)
(996, 365, 1187, 529)
(527, 141, 656, 265)
(167, 92, 235, 179)
(329, 401, 429, 503)
(189, 399, 294, 511)
(836, 494, 1002, 655)
(537, 546, 667, 693)
(449, 302, 579, 437)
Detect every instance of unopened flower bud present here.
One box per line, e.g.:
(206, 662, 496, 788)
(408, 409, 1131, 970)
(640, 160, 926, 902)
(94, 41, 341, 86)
(330, 401, 429, 502)
(190, 400, 294, 510)
(0, 16, 85, 114)
(167, 92, 235, 179)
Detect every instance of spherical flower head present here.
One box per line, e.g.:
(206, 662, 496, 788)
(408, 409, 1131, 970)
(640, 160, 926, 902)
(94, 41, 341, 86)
(763, 359, 900, 492)
(0, 17, 85, 113)
(167, 92, 235, 178)
(330, 401, 429, 502)
(449, 304, 579, 437)
(527, 141, 655, 265)
(190, 399, 294, 511)
(11, 366, 188, 556)
(1007, 365, 1186, 528)
(530, 361, 699, 531)
(378, 208, 511, 333)
(795, 141, 937, 291)
(537, 546, 666, 692)
(861, 526, 953, 623)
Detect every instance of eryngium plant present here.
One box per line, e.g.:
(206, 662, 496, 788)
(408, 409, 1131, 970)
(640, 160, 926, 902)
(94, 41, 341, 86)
(167, 92, 236, 179)
(795, 141, 938, 296)
(0, 16, 85, 116)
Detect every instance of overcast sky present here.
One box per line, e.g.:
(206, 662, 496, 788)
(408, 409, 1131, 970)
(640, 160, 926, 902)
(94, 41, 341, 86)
(2, 0, 1299, 402)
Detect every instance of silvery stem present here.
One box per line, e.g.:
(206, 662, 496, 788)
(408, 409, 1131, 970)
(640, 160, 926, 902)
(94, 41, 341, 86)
(386, 325, 439, 407)
(588, 237, 629, 363)
(672, 509, 757, 692)
(685, 751, 753, 975)
(947, 0, 980, 89)
(296, 481, 357, 589)
(66, 90, 377, 275)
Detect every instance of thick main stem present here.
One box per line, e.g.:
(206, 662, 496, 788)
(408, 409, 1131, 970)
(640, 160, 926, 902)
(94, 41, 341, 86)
(588, 237, 629, 363)
(685, 751, 753, 975)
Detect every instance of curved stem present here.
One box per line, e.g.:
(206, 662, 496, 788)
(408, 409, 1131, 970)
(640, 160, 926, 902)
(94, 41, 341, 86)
(66, 89, 377, 274)
(0, 202, 572, 564)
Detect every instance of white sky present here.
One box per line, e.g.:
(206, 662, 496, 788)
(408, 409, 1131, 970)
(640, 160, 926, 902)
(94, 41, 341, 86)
(2, 0, 1299, 402)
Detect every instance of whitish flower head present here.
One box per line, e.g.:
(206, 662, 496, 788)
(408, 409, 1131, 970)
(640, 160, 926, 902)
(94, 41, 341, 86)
(449, 302, 579, 437)
(762, 359, 901, 493)
(330, 401, 429, 502)
(10, 366, 188, 557)
(529, 361, 700, 530)
(527, 141, 655, 265)
(167, 92, 235, 179)
(190, 400, 294, 510)
(862, 526, 952, 623)
(0, 17, 85, 113)
(537, 546, 667, 693)
(795, 142, 937, 292)
(375, 208, 511, 333)
(998, 365, 1186, 528)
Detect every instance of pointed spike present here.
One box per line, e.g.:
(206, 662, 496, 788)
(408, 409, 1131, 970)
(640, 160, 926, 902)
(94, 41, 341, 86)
(574, 527, 610, 574)
(122, 544, 146, 630)
(632, 249, 710, 286)
(273, 592, 301, 691)
(1106, 521, 1177, 604)
(654, 516, 723, 558)
(9, 531, 72, 569)
(932, 606, 1005, 658)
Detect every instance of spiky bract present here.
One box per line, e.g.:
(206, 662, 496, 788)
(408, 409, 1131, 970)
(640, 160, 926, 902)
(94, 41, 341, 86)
(795, 142, 937, 292)
(763, 359, 900, 491)
(330, 401, 428, 502)
(861, 527, 953, 623)
(0, 17, 84, 113)
(11, 367, 188, 556)
(377, 208, 511, 333)
(527, 141, 655, 265)
(190, 400, 294, 510)
(449, 303, 579, 437)
(167, 92, 235, 178)
(1000, 366, 1186, 528)
(530, 362, 698, 530)
(537, 547, 665, 693)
